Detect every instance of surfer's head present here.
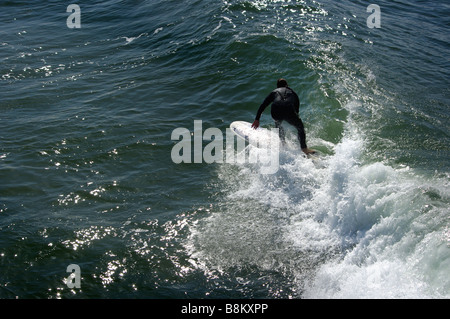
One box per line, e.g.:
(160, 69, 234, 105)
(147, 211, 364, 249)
(277, 78, 288, 88)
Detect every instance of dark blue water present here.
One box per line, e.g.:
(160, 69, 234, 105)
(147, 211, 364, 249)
(1, 0, 448, 299)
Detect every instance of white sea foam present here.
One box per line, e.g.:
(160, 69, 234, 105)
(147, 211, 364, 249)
(290, 137, 448, 298)
(187, 115, 449, 298)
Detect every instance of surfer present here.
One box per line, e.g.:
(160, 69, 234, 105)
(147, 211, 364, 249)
(251, 78, 316, 155)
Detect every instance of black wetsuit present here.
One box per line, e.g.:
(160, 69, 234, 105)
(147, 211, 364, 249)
(255, 86, 307, 149)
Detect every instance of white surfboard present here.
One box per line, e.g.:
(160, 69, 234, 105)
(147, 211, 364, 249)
(230, 121, 323, 163)
(230, 121, 280, 148)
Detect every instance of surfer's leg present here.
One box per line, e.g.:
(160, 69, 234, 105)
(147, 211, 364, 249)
(285, 115, 307, 149)
(274, 120, 286, 145)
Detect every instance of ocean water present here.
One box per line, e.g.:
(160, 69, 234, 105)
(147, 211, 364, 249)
(0, 0, 448, 299)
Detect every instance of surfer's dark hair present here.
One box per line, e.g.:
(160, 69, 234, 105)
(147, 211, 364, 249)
(277, 78, 288, 88)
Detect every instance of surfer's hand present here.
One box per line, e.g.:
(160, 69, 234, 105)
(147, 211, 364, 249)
(302, 148, 316, 155)
(251, 120, 259, 129)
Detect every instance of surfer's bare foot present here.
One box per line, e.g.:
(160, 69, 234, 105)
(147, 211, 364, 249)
(302, 148, 316, 155)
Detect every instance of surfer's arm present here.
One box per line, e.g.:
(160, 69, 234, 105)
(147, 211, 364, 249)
(255, 91, 276, 121)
